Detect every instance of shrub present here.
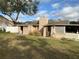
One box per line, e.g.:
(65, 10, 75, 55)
(0, 30, 4, 33)
(29, 31, 41, 36)
(61, 37, 74, 41)
(0, 28, 6, 33)
(61, 37, 68, 40)
(0, 30, 3, 32)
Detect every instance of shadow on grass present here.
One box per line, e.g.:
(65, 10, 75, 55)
(0, 36, 79, 59)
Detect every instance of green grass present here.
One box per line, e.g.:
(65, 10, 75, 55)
(0, 32, 79, 59)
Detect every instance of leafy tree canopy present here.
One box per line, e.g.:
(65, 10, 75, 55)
(0, 0, 39, 24)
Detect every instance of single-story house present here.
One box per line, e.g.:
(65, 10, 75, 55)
(43, 24, 79, 40)
(2, 16, 79, 40)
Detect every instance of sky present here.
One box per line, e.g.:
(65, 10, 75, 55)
(0, 0, 79, 22)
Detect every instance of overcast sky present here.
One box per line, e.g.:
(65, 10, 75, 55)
(0, 0, 79, 22)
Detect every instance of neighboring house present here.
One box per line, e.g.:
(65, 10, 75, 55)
(0, 16, 13, 26)
(0, 16, 14, 31)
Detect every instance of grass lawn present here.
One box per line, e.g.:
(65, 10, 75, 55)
(0, 32, 79, 59)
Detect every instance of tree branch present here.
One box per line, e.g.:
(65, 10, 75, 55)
(5, 14, 14, 21)
(4, 14, 17, 25)
(15, 12, 20, 21)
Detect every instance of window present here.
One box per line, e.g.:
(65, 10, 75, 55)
(66, 26, 79, 33)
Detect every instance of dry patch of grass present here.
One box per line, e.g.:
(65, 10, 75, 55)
(0, 32, 79, 59)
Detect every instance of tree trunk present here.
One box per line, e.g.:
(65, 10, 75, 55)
(12, 21, 17, 26)
(15, 12, 20, 21)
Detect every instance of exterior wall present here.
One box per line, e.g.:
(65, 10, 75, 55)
(34, 27, 39, 31)
(27, 25, 38, 33)
(23, 26, 28, 35)
(51, 26, 55, 37)
(0, 17, 13, 26)
(50, 26, 79, 40)
(64, 33, 79, 40)
(39, 16, 48, 31)
(55, 26, 65, 34)
(18, 26, 22, 34)
(6, 27, 19, 33)
(54, 26, 65, 38)
(18, 25, 39, 35)
(43, 27, 47, 37)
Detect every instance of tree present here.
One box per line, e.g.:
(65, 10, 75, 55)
(0, 0, 39, 24)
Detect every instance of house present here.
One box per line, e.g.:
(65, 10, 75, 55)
(43, 24, 79, 40)
(16, 16, 48, 35)
(0, 16, 13, 26)
(2, 16, 79, 40)
(0, 16, 14, 31)
(17, 16, 79, 40)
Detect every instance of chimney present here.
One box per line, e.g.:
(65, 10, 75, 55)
(39, 16, 48, 31)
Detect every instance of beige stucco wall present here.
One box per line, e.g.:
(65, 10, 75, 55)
(64, 33, 79, 40)
(43, 27, 47, 37)
(39, 16, 48, 31)
(18, 26, 22, 34)
(18, 25, 39, 35)
(6, 26, 19, 33)
(53, 26, 65, 38)
(27, 25, 38, 33)
(55, 26, 65, 34)
(0, 17, 13, 26)
(50, 26, 79, 40)
(23, 26, 28, 35)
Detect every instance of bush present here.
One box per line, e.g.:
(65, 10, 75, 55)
(0, 30, 3, 32)
(0, 28, 6, 33)
(29, 31, 41, 36)
(61, 37, 74, 41)
(0, 29, 4, 33)
(61, 37, 68, 40)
